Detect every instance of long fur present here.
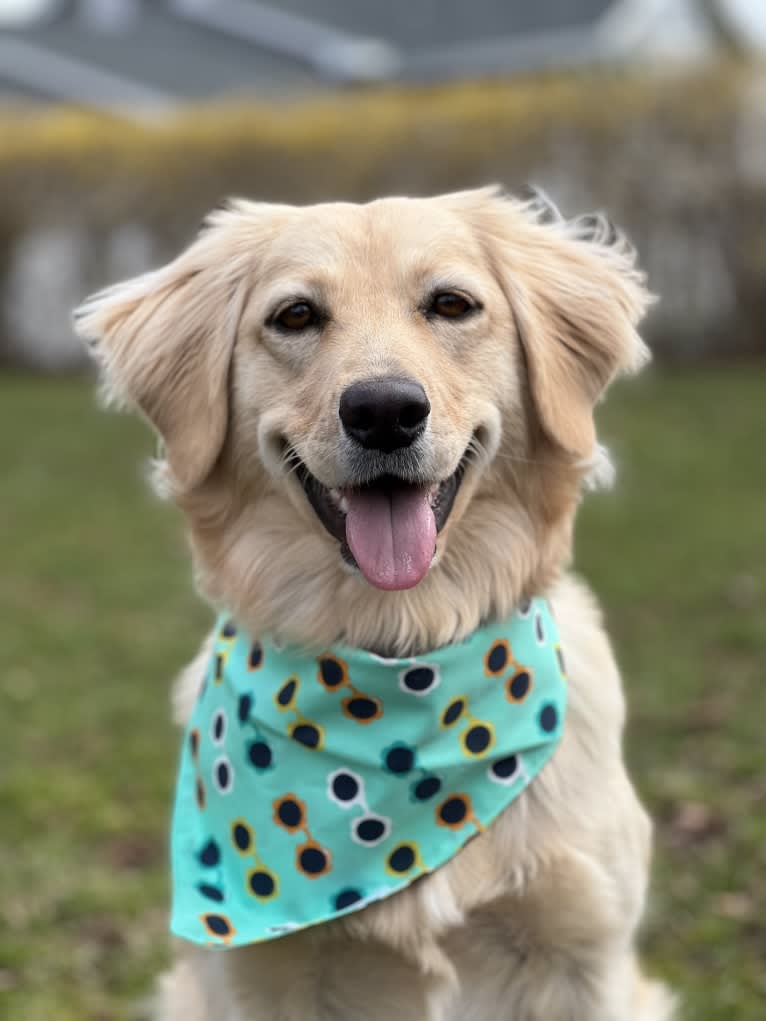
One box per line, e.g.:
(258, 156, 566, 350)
(76, 187, 673, 1021)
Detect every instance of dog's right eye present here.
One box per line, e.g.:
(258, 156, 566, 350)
(273, 302, 320, 332)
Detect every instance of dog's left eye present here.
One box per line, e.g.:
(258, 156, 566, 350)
(428, 292, 474, 320)
(274, 302, 320, 332)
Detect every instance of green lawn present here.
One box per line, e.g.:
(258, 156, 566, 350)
(1, 367, 764, 1020)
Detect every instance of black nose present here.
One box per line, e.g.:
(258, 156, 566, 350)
(339, 377, 431, 452)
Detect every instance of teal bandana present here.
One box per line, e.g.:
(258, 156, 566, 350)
(171, 597, 567, 947)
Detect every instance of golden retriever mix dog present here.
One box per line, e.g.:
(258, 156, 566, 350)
(75, 187, 674, 1021)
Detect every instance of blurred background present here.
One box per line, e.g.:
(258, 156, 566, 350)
(1, 2, 764, 1019)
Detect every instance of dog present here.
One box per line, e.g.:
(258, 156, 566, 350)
(75, 186, 675, 1020)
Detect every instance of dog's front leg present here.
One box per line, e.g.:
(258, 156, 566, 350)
(441, 843, 673, 1021)
(157, 922, 455, 1021)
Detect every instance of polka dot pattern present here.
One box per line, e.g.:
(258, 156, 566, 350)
(399, 664, 440, 696)
(247, 739, 273, 771)
(333, 887, 363, 911)
(485, 639, 510, 676)
(198, 882, 224, 902)
(171, 597, 566, 947)
(248, 869, 276, 898)
(411, 775, 442, 801)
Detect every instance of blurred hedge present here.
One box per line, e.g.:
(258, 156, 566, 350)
(2, 62, 765, 368)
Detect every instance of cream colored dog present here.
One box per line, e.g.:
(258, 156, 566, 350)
(76, 187, 675, 1020)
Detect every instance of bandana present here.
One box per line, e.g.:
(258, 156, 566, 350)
(170, 597, 566, 947)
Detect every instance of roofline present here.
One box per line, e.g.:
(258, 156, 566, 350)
(0, 35, 178, 116)
(168, 0, 675, 83)
(0, 0, 685, 113)
(402, 0, 674, 80)
(167, 0, 400, 81)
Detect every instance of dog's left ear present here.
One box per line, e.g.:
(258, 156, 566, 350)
(73, 204, 253, 492)
(477, 190, 653, 460)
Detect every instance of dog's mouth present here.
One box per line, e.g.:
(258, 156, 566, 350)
(290, 456, 468, 591)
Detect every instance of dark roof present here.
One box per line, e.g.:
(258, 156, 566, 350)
(0, 0, 618, 109)
(257, 0, 612, 51)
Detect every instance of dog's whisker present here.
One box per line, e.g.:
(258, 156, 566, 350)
(280, 445, 303, 477)
(482, 449, 549, 468)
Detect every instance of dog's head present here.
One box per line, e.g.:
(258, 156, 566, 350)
(75, 188, 651, 651)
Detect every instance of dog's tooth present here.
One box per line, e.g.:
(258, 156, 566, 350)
(327, 489, 350, 515)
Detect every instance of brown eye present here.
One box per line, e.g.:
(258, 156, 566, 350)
(275, 301, 318, 331)
(430, 292, 472, 319)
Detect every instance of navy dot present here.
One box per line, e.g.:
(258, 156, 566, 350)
(413, 775, 442, 800)
(492, 754, 518, 779)
(212, 710, 225, 741)
(388, 845, 416, 872)
(355, 817, 386, 843)
(439, 797, 468, 825)
(486, 642, 508, 674)
(319, 658, 345, 687)
(334, 888, 363, 911)
(332, 773, 360, 802)
(215, 760, 231, 789)
(277, 799, 303, 828)
(197, 883, 224, 902)
(232, 823, 251, 852)
(385, 746, 414, 774)
(535, 613, 546, 644)
(402, 667, 436, 692)
(249, 871, 275, 897)
(249, 643, 263, 669)
(518, 598, 532, 616)
(204, 913, 231, 936)
(465, 724, 491, 754)
(199, 839, 220, 867)
(508, 671, 531, 700)
(291, 723, 321, 749)
(540, 703, 559, 733)
(277, 678, 297, 706)
(300, 847, 328, 874)
(443, 699, 465, 726)
(238, 694, 253, 723)
(248, 740, 272, 770)
(221, 620, 237, 638)
(346, 697, 378, 720)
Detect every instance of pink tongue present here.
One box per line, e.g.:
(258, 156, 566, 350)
(345, 487, 436, 590)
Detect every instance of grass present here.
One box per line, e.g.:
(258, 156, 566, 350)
(1, 366, 764, 1019)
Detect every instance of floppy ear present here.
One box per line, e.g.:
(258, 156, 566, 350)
(479, 190, 653, 460)
(73, 206, 252, 492)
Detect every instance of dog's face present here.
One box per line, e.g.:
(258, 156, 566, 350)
(233, 196, 518, 592)
(75, 188, 650, 649)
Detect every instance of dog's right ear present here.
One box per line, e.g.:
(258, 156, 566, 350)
(473, 189, 653, 461)
(74, 205, 253, 492)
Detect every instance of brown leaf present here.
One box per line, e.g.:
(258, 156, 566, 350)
(714, 892, 754, 921)
(667, 801, 727, 847)
(105, 834, 161, 871)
